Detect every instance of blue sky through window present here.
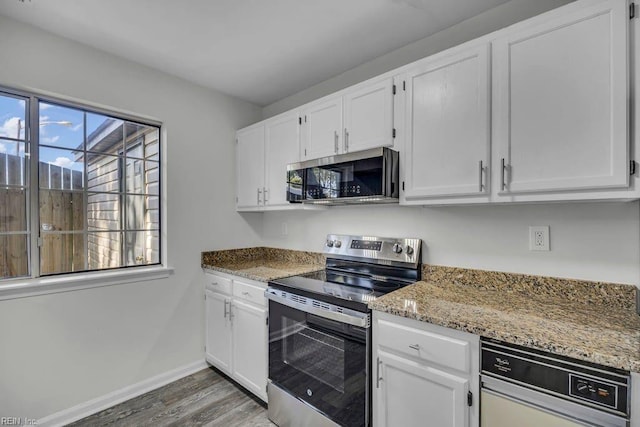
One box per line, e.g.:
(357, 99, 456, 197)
(0, 95, 112, 173)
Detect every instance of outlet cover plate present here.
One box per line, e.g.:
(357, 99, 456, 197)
(529, 226, 550, 251)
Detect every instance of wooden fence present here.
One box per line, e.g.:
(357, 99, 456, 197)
(0, 152, 85, 278)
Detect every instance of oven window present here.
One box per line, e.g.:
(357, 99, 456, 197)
(268, 299, 369, 427)
(282, 317, 345, 392)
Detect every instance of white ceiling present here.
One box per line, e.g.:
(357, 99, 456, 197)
(0, 0, 510, 106)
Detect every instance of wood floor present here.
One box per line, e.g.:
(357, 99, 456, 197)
(69, 367, 274, 427)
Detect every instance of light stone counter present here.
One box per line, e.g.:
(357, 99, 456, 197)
(370, 266, 640, 373)
(201, 247, 324, 282)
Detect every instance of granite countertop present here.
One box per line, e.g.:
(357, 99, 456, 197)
(370, 266, 640, 373)
(201, 247, 324, 282)
(202, 247, 640, 372)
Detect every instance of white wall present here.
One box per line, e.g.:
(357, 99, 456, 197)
(262, 203, 640, 285)
(260, 0, 640, 288)
(0, 15, 262, 419)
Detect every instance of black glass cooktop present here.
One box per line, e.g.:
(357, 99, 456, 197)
(269, 269, 410, 312)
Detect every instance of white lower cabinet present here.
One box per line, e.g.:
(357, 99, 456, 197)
(205, 289, 232, 373)
(373, 311, 479, 427)
(204, 272, 268, 402)
(231, 297, 267, 399)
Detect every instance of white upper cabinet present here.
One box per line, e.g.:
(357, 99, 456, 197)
(402, 43, 491, 203)
(300, 77, 396, 161)
(493, 0, 629, 196)
(265, 112, 300, 207)
(343, 78, 395, 153)
(301, 96, 343, 160)
(236, 111, 304, 211)
(236, 125, 265, 210)
(235, 0, 638, 207)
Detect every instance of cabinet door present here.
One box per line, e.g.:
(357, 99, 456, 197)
(236, 125, 265, 209)
(265, 112, 300, 207)
(403, 43, 490, 200)
(231, 299, 267, 401)
(301, 96, 343, 160)
(205, 290, 232, 374)
(494, 0, 628, 194)
(343, 78, 394, 153)
(375, 350, 468, 427)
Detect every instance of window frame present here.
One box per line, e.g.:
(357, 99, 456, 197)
(0, 85, 165, 288)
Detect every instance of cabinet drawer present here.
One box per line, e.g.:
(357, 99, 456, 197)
(205, 273, 232, 295)
(233, 280, 266, 306)
(377, 319, 470, 373)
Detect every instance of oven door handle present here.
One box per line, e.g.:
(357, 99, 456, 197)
(265, 288, 370, 328)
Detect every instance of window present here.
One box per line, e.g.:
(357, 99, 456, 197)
(0, 88, 161, 281)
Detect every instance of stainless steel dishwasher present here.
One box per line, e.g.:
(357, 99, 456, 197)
(481, 339, 631, 427)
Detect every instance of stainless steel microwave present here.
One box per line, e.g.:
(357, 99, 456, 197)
(286, 147, 399, 205)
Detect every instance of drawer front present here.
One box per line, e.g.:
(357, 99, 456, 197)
(233, 280, 266, 306)
(205, 273, 232, 295)
(377, 319, 470, 373)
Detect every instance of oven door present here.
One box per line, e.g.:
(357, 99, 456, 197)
(267, 293, 370, 427)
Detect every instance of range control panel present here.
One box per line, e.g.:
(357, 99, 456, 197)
(323, 234, 421, 266)
(569, 375, 618, 409)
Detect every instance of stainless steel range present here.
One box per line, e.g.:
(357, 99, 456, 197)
(265, 234, 422, 427)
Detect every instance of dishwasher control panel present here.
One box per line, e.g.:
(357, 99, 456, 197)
(569, 374, 618, 409)
(481, 339, 630, 417)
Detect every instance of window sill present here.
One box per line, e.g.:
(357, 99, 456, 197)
(0, 266, 175, 301)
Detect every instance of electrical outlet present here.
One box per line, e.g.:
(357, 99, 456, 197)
(529, 226, 550, 251)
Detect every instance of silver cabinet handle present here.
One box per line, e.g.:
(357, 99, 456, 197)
(211, 282, 219, 286)
(334, 130, 339, 153)
(229, 301, 234, 321)
(344, 128, 349, 152)
(242, 291, 251, 297)
(409, 344, 420, 351)
(224, 299, 229, 319)
(501, 158, 508, 191)
(263, 187, 268, 204)
(376, 357, 382, 388)
(257, 188, 263, 205)
(479, 160, 485, 193)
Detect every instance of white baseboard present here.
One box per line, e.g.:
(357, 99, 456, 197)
(38, 359, 209, 427)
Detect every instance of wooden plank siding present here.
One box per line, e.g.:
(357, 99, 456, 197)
(86, 127, 160, 268)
